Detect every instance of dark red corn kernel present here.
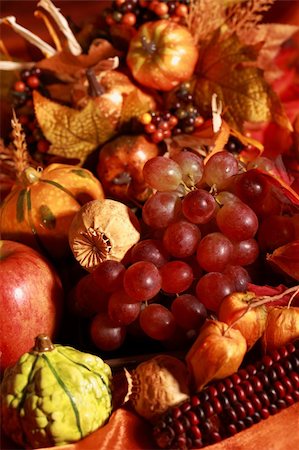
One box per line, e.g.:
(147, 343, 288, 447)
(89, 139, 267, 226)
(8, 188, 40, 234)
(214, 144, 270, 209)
(274, 381, 286, 399)
(261, 355, 273, 367)
(226, 389, 238, 404)
(290, 372, 299, 389)
(259, 391, 270, 407)
(244, 400, 255, 416)
(216, 382, 226, 394)
(212, 398, 223, 414)
(190, 425, 202, 439)
(180, 416, 191, 430)
(227, 408, 238, 422)
(236, 420, 246, 431)
(203, 402, 214, 418)
(207, 385, 218, 398)
(256, 372, 270, 386)
(199, 391, 209, 403)
(267, 388, 278, 403)
(201, 420, 212, 434)
(278, 346, 289, 359)
(252, 412, 261, 424)
(186, 411, 199, 426)
(165, 415, 173, 425)
(235, 404, 246, 420)
(191, 395, 201, 408)
(227, 423, 237, 436)
(195, 407, 205, 422)
(276, 399, 287, 410)
(251, 376, 263, 392)
(172, 407, 182, 420)
(244, 416, 254, 428)
(241, 380, 254, 397)
(177, 435, 187, 447)
(246, 364, 257, 376)
(218, 394, 230, 409)
(286, 342, 296, 353)
(268, 368, 278, 382)
(282, 377, 293, 394)
(210, 432, 221, 443)
(239, 369, 249, 380)
(293, 391, 299, 402)
(235, 386, 246, 402)
(283, 359, 293, 372)
(273, 363, 286, 378)
(180, 402, 191, 414)
(153, 426, 175, 448)
(230, 373, 241, 385)
(269, 404, 278, 415)
(290, 354, 299, 370)
(270, 350, 281, 362)
(193, 438, 203, 448)
(260, 408, 270, 419)
(285, 394, 294, 406)
(224, 378, 233, 389)
(251, 395, 262, 411)
(173, 419, 185, 435)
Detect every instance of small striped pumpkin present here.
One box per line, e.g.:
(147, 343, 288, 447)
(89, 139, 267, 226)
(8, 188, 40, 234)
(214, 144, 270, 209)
(1, 334, 113, 449)
(0, 163, 104, 259)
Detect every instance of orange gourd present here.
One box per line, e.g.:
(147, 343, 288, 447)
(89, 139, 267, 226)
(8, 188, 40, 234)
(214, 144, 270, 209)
(0, 163, 104, 259)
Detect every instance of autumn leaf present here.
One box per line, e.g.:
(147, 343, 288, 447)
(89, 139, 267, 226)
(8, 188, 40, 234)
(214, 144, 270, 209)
(193, 32, 292, 132)
(33, 90, 120, 164)
(36, 39, 122, 82)
(267, 241, 299, 281)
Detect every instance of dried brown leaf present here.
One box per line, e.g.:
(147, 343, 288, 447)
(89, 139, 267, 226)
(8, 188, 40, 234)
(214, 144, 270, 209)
(193, 33, 292, 131)
(33, 91, 120, 164)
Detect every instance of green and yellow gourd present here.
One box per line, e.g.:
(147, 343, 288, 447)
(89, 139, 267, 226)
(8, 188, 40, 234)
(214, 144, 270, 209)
(1, 335, 113, 448)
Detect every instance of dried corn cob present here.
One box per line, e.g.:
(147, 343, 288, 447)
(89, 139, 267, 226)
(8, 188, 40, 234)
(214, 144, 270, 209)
(152, 341, 299, 449)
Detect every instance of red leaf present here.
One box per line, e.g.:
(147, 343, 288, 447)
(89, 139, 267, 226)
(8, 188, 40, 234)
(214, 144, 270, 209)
(267, 241, 299, 281)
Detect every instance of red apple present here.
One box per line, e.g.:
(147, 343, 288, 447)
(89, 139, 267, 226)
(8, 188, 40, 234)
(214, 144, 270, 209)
(0, 240, 64, 374)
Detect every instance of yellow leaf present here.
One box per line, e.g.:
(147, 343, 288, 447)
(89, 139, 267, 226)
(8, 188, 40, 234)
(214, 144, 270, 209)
(193, 33, 292, 132)
(33, 91, 120, 164)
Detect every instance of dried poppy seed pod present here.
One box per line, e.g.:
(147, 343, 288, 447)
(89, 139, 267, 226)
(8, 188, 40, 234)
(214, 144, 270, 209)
(69, 199, 140, 271)
(125, 355, 190, 423)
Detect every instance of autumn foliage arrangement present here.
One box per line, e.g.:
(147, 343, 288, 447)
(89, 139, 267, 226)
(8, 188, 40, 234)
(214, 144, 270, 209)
(0, 0, 299, 449)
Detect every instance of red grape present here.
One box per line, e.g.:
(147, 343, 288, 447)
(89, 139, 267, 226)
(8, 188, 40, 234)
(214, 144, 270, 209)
(171, 294, 207, 331)
(195, 272, 235, 312)
(108, 289, 141, 325)
(91, 260, 125, 293)
(130, 239, 170, 267)
(123, 261, 162, 301)
(69, 275, 109, 317)
(216, 201, 259, 240)
(139, 304, 176, 340)
(231, 238, 259, 266)
(163, 220, 201, 258)
(90, 312, 126, 351)
(196, 232, 233, 272)
(223, 265, 251, 292)
(160, 260, 194, 294)
(172, 150, 204, 187)
(142, 191, 182, 228)
(143, 156, 182, 191)
(182, 189, 216, 224)
(203, 151, 239, 189)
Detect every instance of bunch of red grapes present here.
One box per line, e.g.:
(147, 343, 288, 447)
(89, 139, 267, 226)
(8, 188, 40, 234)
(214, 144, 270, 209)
(70, 149, 297, 353)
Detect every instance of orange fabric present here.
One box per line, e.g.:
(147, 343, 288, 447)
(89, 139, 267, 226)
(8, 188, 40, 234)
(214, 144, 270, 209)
(1, 408, 156, 450)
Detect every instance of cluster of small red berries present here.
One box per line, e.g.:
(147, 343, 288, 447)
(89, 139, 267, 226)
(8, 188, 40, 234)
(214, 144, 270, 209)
(11, 67, 50, 156)
(104, 0, 189, 28)
(12, 67, 43, 108)
(139, 83, 204, 143)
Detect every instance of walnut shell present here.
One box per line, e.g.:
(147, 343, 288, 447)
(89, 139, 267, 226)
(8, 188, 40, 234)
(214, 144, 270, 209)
(125, 355, 190, 422)
(69, 199, 140, 271)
